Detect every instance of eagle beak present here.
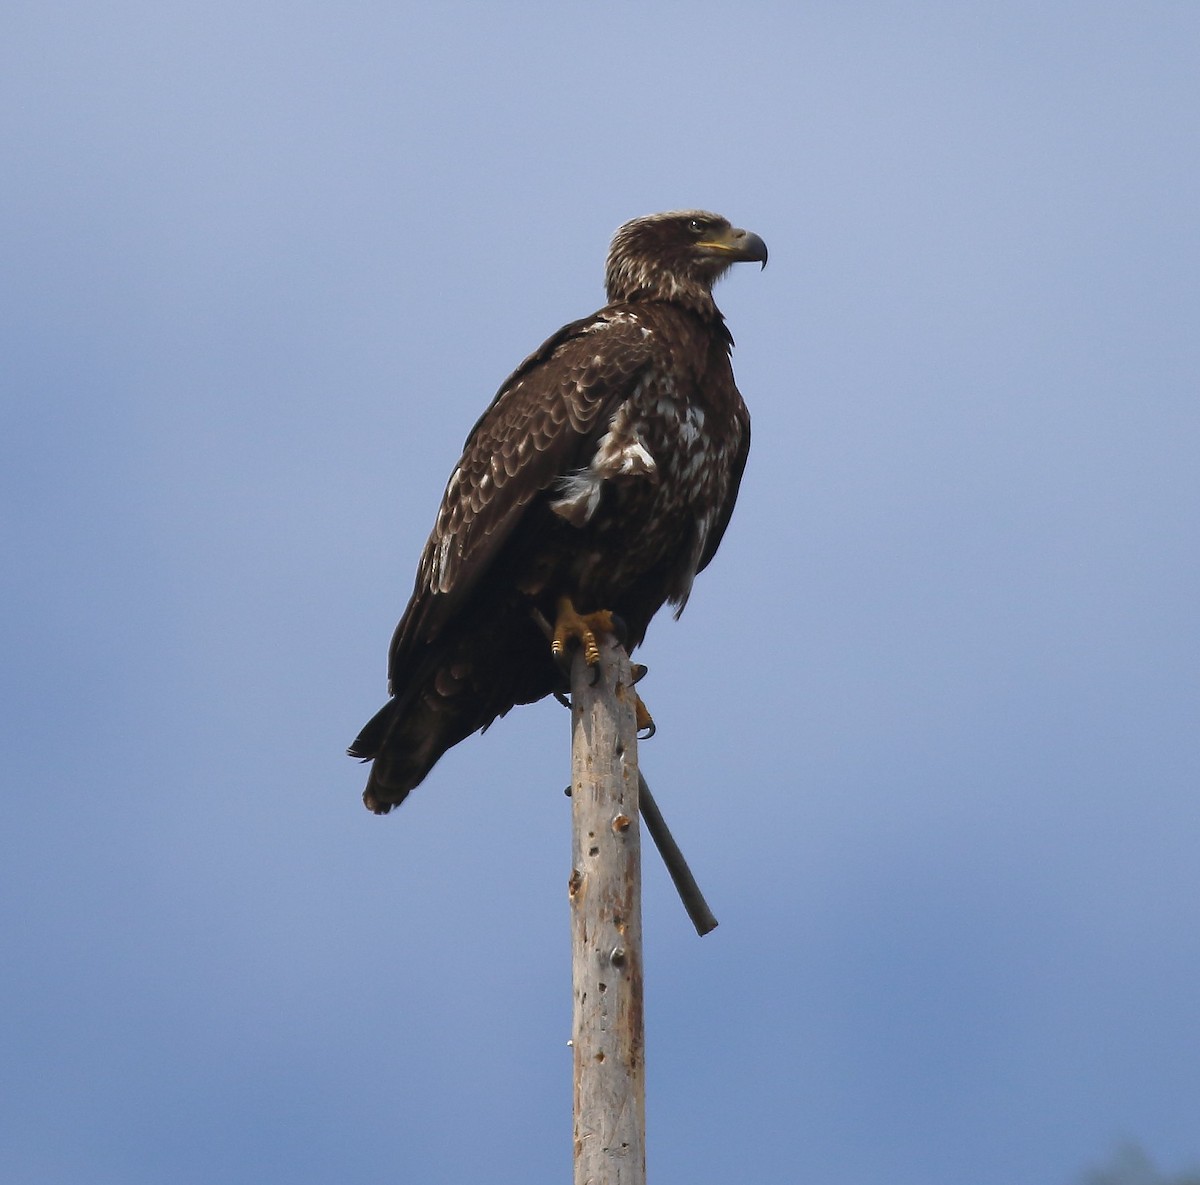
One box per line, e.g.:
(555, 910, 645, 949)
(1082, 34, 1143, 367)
(698, 227, 769, 270)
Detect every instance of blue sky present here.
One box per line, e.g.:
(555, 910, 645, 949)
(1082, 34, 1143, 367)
(2, 3, 1198, 1182)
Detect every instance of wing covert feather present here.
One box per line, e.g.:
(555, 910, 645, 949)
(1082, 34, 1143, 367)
(388, 312, 658, 680)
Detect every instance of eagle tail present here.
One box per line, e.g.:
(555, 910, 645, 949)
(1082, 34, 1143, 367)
(348, 676, 503, 815)
(347, 698, 433, 814)
(350, 609, 561, 814)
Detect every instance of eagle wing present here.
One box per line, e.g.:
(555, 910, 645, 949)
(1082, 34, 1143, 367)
(696, 402, 750, 575)
(386, 310, 660, 692)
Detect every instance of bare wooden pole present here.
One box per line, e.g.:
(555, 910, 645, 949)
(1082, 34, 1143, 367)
(534, 605, 718, 938)
(569, 634, 646, 1185)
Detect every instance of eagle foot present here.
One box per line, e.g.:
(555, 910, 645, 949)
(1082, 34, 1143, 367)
(551, 597, 616, 670)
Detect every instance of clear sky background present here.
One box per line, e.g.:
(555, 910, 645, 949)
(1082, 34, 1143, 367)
(3, 3, 1198, 1183)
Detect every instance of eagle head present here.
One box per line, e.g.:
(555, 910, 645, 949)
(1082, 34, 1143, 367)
(604, 210, 768, 312)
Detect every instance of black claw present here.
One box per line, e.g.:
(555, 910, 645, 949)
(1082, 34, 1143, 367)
(553, 691, 572, 710)
(630, 663, 648, 684)
(638, 721, 657, 741)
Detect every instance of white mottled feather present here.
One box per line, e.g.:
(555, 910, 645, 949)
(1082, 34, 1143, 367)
(550, 397, 658, 527)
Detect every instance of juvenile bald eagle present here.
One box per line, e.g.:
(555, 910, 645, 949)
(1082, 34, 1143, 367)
(350, 210, 766, 813)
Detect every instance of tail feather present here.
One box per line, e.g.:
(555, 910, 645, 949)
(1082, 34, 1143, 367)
(350, 607, 561, 814)
(346, 700, 394, 763)
(348, 697, 442, 815)
(349, 682, 501, 815)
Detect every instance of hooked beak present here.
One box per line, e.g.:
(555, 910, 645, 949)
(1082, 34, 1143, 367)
(697, 225, 768, 269)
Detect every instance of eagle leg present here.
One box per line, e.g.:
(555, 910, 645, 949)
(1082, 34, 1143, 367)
(551, 596, 616, 669)
(550, 599, 652, 731)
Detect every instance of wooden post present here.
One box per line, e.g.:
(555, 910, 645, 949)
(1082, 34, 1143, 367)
(569, 634, 646, 1185)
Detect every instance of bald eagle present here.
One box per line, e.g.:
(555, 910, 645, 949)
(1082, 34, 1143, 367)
(350, 210, 766, 814)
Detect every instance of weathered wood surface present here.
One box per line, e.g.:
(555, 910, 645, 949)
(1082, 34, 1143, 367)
(569, 636, 646, 1185)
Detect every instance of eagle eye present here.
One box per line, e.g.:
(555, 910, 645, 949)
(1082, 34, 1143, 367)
(686, 218, 708, 235)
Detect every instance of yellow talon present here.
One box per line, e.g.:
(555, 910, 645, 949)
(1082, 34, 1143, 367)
(551, 596, 615, 667)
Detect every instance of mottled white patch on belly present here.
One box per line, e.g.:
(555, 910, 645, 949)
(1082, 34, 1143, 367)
(550, 470, 604, 526)
(678, 403, 705, 446)
(550, 399, 658, 527)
